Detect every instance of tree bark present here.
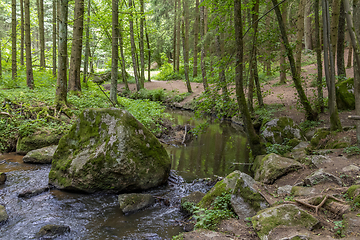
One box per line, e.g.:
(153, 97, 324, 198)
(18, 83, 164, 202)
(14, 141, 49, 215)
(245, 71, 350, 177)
(68, 0, 85, 93)
(337, 0, 346, 78)
(295, 0, 305, 74)
(83, 0, 90, 83)
(110, 0, 119, 104)
(176, 0, 181, 72)
(145, 20, 151, 82)
(20, 0, 25, 66)
(119, 19, 129, 90)
(129, 0, 141, 91)
(55, 0, 68, 108)
(192, 0, 199, 78)
(37, 0, 45, 68)
(25, 0, 34, 89)
(200, 0, 208, 90)
(304, 0, 312, 50)
(315, 0, 324, 112)
(279, 1, 287, 84)
(182, 0, 192, 93)
(0, 41, 2, 79)
(234, 0, 263, 158)
(347, 44, 353, 68)
(53, 0, 57, 76)
(12, 0, 17, 80)
(272, 0, 318, 121)
(139, 0, 145, 87)
(331, 0, 340, 61)
(173, 0, 177, 71)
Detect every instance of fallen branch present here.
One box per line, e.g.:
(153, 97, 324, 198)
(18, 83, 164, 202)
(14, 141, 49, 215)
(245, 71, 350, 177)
(295, 194, 348, 215)
(0, 112, 11, 117)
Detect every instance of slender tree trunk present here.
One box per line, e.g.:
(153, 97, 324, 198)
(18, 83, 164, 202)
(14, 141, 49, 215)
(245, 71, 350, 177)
(55, 0, 68, 108)
(110, 0, 119, 104)
(200, 0, 208, 90)
(12, 0, 17, 80)
(176, 0, 181, 72)
(119, 20, 129, 90)
(145, 21, 151, 82)
(0, 41, 2, 79)
(37, 0, 45, 68)
(347, 44, 353, 68)
(254, 49, 264, 108)
(193, 0, 199, 78)
(173, 0, 177, 71)
(215, 24, 228, 101)
(331, 0, 340, 61)
(337, 0, 346, 78)
(234, 0, 263, 158)
(20, 0, 25, 66)
(182, 0, 192, 93)
(279, 1, 287, 84)
(68, 0, 84, 93)
(139, 0, 145, 87)
(272, 0, 318, 121)
(25, 0, 34, 89)
(53, 0, 57, 76)
(83, 0, 90, 83)
(129, 0, 141, 91)
(304, 0, 312, 50)
(323, 0, 342, 131)
(315, 0, 324, 112)
(295, 0, 305, 74)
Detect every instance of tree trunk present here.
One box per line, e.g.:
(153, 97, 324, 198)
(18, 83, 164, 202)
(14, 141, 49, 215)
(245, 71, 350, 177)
(272, 0, 318, 121)
(173, 0, 177, 71)
(315, 0, 324, 112)
(200, 0, 208, 90)
(139, 0, 145, 87)
(279, 1, 287, 84)
(83, 0, 90, 83)
(331, 0, 340, 61)
(337, 0, 346, 78)
(129, 0, 141, 91)
(347, 44, 353, 68)
(234, 0, 264, 158)
(295, 0, 305, 74)
(68, 0, 84, 93)
(37, 0, 45, 68)
(145, 21, 151, 82)
(53, 0, 57, 76)
(323, 0, 342, 131)
(25, 0, 34, 89)
(254, 49, 264, 108)
(110, 0, 119, 104)
(12, 0, 17, 80)
(304, 0, 312, 51)
(192, 0, 199, 78)
(182, 0, 192, 93)
(55, 0, 68, 108)
(119, 20, 129, 90)
(176, 0, 181, 72)
(0, 41, 2, 79)
(20, 0, 25, 66)
(215, 24, 228, 102)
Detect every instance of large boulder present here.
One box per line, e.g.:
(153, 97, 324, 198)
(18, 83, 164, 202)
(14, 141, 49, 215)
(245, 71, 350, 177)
(261, 117, 305, 144)
(23, 145, 57, 164)
(16, 131, 63, 155)
(118, 193, 155, 214)
(254, 153, 303, 184)
(251, 204, 319, 240)
(336, 78, 355, 110)
(48, 108, 171, 193)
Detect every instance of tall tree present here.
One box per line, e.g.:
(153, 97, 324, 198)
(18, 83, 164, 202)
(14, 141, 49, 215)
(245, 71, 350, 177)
(295, 0, 305, 74)
(24, 0, 34, 89)
(182, 0, 192, 93)
(176, 0, 181, 72)
(110, 0, 119, 104)
(37, 0, 45, 68)
(330, 0, 340, 61)
(279, 1, 287, 84)
(314, 0, 324, 112)
(20, 0, 25, 66)
(12, 0, 17, 80)
(68, 0, 85, 93)
(119, 19, 129, 90)
(304, 0, 312, 50)
(83, 0, 90, 83)
(192, 0, 199, 78)
(173, 0, 177, 71)
(272, 0, 318, 121)
(55, 0, 68, 108)
(200, 0, 208, 90)
(53, 0, 57, 76)
(0, 40, 2, 80)
(234, 0, 263, 157)
(129, 0, 141, 91)
(145, 21, 151, 82)
(323, 0, 342, 131)
(337, 0, 346, 78)
(139, 0, 145, 87)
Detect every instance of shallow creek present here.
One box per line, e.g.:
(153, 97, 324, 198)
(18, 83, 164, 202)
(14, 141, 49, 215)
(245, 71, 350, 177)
(0, 110, 249, 239)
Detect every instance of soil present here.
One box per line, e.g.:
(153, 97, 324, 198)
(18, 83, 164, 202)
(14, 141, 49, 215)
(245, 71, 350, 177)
(110, 49, 360, 239)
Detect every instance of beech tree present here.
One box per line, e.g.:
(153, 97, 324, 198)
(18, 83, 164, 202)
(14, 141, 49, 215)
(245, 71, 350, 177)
(24, 0, 34, 89)
(11, 0, 16, 80)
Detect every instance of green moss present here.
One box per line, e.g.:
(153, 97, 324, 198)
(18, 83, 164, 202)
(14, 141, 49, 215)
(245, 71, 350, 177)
(336, 78, 355, 110)
(198, 180, 227, 209)
(233, 178, 264, 211)
(347, 185, 360, 198)
(310, 129, 330, 148)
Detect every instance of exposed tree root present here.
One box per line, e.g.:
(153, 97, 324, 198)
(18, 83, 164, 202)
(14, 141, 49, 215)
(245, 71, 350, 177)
(295, 194, 348, 215)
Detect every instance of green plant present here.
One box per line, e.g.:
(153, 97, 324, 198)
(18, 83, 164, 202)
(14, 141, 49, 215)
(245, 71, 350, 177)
(344, 146, 360, 156)
(333, 220, 345, 237)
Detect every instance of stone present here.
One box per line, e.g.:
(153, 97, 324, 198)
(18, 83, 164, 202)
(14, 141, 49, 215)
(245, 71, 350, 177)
(0, 172, 6, 185)
(251, 204, 319, 240)
(261, 117, 305, 144)
(35, 224, 70, 238)
(293, 141, 309, 150)
(176, 229, 238, 239)
(346, 185, 360, 205)
(48, 108, 171, 193)
(310, 129, 330, 148)
(118, 193, 155, 214)
(291, 186, 318, 197)
(277, 185, 292, 196)
(181, 191, 205, 215)
(254, 153, 303, 184)
(343, 211, 360, 238)
(304, 169, 343, 187)
(16, 132, 63, 155)
(0, 205, 8, 224)
(18, 187, 52, 198)
(336, 78, 355, 110)
(342, 165, 360, 172)
(23, 145, 57, 164)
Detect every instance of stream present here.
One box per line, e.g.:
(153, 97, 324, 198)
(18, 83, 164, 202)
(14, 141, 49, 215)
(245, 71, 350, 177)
(0, 110, 249, 239)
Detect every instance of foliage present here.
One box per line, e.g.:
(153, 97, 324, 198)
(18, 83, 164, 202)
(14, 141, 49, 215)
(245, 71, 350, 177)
(192, 191, 236, 230)
(265, 142, 292, 155)
(344, 146, 360, 156)
(333, 220, 345, 237)
(153, 54, 183, 80)
(299, 120, 321, 132)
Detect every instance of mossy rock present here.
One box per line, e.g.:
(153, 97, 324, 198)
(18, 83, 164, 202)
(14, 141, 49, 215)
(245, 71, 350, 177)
(336, 78, 355, 110)
(310, 129, 330, 148)
(23, 145, 57, 164)
(118, 193, 155, 214)
(347, 185, 360, 206)
(261, 117, 305, 145)
(0, 172, 6, 185)
(16, 132, 63, 155)
(0, 205, 8, 224)
(35, 224, 70, 238)
(251, 204, 319, 240)
(181, 191, 205, 215)
(48, 108, 171, 193)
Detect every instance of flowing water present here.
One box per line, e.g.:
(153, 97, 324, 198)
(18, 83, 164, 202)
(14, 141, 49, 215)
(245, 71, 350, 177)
(0, 110, 249, 239)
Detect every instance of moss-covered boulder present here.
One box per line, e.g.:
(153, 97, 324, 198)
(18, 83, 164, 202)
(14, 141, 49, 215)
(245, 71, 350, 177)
(198, 171, 267, 217)
(0, 205, 8, 224)
(347, 185, 360, 206)
(118, 193, 155, 214)
(343, 211, 360, 238)
(254, 153, 303, 184)
(23, 145, 57, 164)
(251, 204, 319, 240)
(304, 169, 343, 187)
(181, 191, 205, 215)
(0, 172, 6, 185)
(16, 131, 63, 155)
(261, 117, 305, 144)
(336, 78, 355, 110)
(48, 108, 171, 193)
